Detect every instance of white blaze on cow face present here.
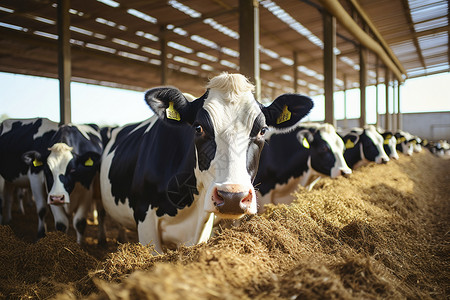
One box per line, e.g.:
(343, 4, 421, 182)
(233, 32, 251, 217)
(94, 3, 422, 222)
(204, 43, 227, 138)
(322, 130, 352, 178)
(46, 143, 74, 205)
(387, 136, 400, 160)
(197, 76, 262, 218)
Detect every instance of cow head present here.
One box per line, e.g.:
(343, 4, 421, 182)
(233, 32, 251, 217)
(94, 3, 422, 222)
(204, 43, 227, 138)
(297, 123, 351, 178)
(395, 131, 413, 156)
(145, 73, 313, 219)
(381, 132, 399, 160)
(24, 125, 102, 205)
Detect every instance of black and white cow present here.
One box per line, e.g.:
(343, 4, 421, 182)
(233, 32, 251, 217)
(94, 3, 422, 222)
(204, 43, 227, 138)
(380, 131, 400, 160)
(342, 125, 389, 169)
(100, 73, 313, 252)
(24, 123, 105, 244)
(395, 130, 414, 156)
(255, 122, 351, 209)
(0, 118, 59, 237)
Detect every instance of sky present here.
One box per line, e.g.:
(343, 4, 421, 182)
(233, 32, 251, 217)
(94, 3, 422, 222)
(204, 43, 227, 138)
(0, 71, 449, 126)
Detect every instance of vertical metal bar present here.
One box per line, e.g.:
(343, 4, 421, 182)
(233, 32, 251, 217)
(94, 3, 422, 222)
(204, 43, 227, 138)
(397, 82, 402, 130)
(343, 73, 348, 129)
(57, 0, 71, 125)
(375, 56, 379, 127)
(239, 0, 260, 101)
(359, 45, 367, 127)
(160, 25, 167, 85)
(323, 11, 336, 127)
(385, 67, 390, 130)
(293, 51, 298, 93)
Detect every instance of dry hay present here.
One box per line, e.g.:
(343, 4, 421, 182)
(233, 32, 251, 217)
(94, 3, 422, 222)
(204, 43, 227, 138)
(0, 150, 448, 299)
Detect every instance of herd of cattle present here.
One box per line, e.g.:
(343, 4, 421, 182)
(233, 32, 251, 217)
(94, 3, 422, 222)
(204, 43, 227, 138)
(0, 73, 445, 254)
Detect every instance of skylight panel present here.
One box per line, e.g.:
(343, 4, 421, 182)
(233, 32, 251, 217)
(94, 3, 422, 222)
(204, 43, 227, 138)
(0, 22, 25, 31)
(33, 16, 55, 25)
(97, 0, 120, 8)
(297, 79, 307, 86)
(197, 52, 218, 62)
(221, 47, 239, 57)
(173, 56, 200, 67)
(70, 39, 84, 46)
(282, 74, 293, 81)
(141, 46, 161, 56)
(191, 35, 219, 50)
(34, 31, 58, 39)
(118, 51, 148, 62)
(280, 57, 293, 66)
(149, 59, 161, 65)
(70, 26, 93, 36)
(69, 9, 85, 17)
(112, 38, 139, 49)
(204, 18, 239, 39)
(173, 27, 188, 36)
(136, 31, 159, 42)
(168, 0, 201, 18)
(86, 43, 116, 54)
(201, 64, 214, 71)
(0, 6, 14, 13)
(96, 17, 116, 27)
(335, 79, 344, 86)
(220, 60, 238, 69)
(260, 63, 272, 71)
(94, 33, 106, 39)
(168, 41, 193, 53)
(127, 9, 157, 24)
(180, 67, 199, 75)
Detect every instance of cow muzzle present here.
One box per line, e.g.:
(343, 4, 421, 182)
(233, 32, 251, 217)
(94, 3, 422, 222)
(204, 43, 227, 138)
(49, 195, 66, 205)
(212, 184, 254, 216)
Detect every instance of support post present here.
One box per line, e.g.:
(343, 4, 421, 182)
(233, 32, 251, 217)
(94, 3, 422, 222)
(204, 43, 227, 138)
(375, 56, 379, 127)
(239, 0, 260, 101)
(359, 45, 367, 128)
(343, 73, 348, 129)
(293, 51, 298, 93)
(57, 0, 71, 125)
(323, 11, 336, 127)
(160, 25, 167, 85)
(397, 82, 402, 130)
(384, 67, 390, 130)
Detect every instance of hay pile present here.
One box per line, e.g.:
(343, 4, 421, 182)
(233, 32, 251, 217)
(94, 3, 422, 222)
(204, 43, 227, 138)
(0, 150, 448, 299)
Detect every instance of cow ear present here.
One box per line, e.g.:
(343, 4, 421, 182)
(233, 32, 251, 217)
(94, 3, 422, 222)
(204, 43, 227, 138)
(343, 134, 359, 149)
(262, 94, 313, 129)
(77, 152, 101, 168)
(22, 151, 44, 168)
(296, 129, 314, 149)
(145, 87, 206, 125)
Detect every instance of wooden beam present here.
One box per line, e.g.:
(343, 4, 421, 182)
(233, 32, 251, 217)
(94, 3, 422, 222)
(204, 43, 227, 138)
(323, 10, 336, 127)
(318, 0, 404, 82)
(57, 0, 71, 125)
(239, 0, 260, 101)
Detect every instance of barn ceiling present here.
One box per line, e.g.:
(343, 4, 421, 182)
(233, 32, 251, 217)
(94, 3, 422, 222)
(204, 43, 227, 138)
(0, 0, 448, 100)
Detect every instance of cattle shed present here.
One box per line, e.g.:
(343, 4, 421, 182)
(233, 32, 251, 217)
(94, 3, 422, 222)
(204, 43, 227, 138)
(0, 0, 448, 129)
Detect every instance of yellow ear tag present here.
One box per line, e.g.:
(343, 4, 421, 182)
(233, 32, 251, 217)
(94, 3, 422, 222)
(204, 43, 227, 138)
(276, 105, 291, 124)
(302, 138, 310, 149)
(166, 101, 181, 121)
(383, 139, 390, 145)
(411, 139, 417, 145)
(84, 157, 94, 167)
(33, 159, 43, 167)
(345, 139, 355, 149)
(397, 137, 406, 144)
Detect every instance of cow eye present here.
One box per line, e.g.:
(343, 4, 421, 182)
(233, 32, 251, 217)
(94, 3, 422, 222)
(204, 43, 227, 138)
(260, 127, 268, 136)
(195, 125, 203, 135)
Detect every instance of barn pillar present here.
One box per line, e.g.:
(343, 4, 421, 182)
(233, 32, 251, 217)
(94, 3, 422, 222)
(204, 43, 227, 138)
(397, 82, 402, 130)
(239, 0, 261, 101)
(57, 0, 71, 125)
(375, 56, 379, 127)
(160, 26, 168, 85)
(392, 80, 397, 131)
(293, 51, 298, 93)
(343, 73, 348, 128)
(384, 67, 391, 130)
(359, 45, 367, 128)
(323, 11, 336, 127)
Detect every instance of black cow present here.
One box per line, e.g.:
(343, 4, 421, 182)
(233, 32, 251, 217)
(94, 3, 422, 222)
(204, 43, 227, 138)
(0, 118, 58, 237)
(342, 125, 390, 169)
(100, 73, 313, 253)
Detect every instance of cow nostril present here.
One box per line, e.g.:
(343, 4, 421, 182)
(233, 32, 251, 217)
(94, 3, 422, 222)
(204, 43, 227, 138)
(213, 188, 225, 207)
(240, 190, 252, 206)
(341, 171, 350, 178)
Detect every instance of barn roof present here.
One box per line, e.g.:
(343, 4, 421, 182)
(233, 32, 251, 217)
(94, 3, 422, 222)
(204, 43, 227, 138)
(0, 0, 448, 100)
